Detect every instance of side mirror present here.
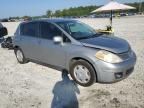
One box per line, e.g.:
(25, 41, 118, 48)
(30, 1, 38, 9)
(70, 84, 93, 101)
(0, 27, 8, 37)
(53, 36, 63, 44)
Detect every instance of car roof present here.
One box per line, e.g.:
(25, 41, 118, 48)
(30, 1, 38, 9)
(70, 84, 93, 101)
(43, 18, 76, 23)
(21, 18, 76, 25)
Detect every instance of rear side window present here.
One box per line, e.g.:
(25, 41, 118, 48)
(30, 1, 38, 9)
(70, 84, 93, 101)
(40, 22, 63, 40)
(21, 22, 39, 37)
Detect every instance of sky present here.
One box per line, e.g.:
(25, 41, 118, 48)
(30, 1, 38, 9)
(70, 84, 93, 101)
(0, 0, 142, 18)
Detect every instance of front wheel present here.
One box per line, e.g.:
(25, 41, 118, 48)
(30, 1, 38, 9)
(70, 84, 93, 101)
(70, 60, 96, 87)
(14, 48, 29, 64)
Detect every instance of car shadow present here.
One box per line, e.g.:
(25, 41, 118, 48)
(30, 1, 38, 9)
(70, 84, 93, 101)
(51, 71, 80, 108)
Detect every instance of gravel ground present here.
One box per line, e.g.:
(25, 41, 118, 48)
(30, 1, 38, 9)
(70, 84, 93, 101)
(0, 16, 144, 108)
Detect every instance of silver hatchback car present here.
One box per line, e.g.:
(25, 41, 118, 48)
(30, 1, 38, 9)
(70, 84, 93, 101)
(13, 19, 136, 87)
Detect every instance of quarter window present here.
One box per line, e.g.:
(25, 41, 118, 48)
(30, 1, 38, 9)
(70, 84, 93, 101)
(40, 22, 63, 40)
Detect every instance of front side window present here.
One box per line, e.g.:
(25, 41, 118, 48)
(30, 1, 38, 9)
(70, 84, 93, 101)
(21, 22, 39, 37)
(40, 22, 62, 40)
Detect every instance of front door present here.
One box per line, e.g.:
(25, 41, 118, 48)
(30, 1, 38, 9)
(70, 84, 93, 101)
(38, 22, 69, 68)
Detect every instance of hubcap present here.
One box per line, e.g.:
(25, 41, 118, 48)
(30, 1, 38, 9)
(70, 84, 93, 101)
(74, 65, 91, 84)
(16, 50, 23, 62)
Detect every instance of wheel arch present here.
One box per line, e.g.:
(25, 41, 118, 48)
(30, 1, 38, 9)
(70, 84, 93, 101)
(69, 57, 98, 82)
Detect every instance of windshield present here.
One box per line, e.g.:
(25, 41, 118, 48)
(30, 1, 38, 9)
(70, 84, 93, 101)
(56, 21, 101, 40)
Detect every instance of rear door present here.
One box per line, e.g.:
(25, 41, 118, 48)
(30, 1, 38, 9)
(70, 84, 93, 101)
(19, 22, 41, 60)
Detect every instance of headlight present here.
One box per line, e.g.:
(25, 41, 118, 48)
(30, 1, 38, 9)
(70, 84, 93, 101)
(95, 50, 123, 63)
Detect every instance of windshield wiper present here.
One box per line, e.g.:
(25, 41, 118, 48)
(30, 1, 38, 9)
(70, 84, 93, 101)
(76, 36, 91, 40)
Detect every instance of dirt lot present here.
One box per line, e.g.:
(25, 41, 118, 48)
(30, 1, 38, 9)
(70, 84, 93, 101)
(0, 16, 144, 108)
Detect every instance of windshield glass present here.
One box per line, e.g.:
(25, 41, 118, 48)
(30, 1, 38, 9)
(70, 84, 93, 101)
(56, 21, 101, 40)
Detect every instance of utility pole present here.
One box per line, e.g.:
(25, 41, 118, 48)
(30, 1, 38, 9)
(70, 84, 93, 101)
(139, 0, 142, 12)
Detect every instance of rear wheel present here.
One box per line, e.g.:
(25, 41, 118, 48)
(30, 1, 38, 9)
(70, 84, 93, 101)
(14, 48, 29, 64)
(70, 59, 96, 87)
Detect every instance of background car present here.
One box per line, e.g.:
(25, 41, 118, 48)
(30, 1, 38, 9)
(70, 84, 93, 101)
(0, 23, 8, 43)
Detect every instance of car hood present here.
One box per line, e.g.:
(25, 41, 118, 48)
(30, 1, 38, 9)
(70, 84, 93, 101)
(79, 35, 130, 54)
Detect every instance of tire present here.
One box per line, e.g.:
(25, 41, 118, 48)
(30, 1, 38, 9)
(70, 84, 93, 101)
(1, 43, 6, 48)
(70, 59, 96, 87)
(14, 48, 28, 64)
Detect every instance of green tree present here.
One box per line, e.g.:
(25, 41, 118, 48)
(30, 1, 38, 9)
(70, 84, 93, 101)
(54, 10, 62, 17)
(46, 10, 52, 18)
(46, 2, 144, 18)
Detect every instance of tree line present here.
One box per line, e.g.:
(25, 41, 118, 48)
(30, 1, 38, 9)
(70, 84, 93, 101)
(2, 1, 144, 20)
(46, 5, 98, 17)
(46, 2, 144, 18)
